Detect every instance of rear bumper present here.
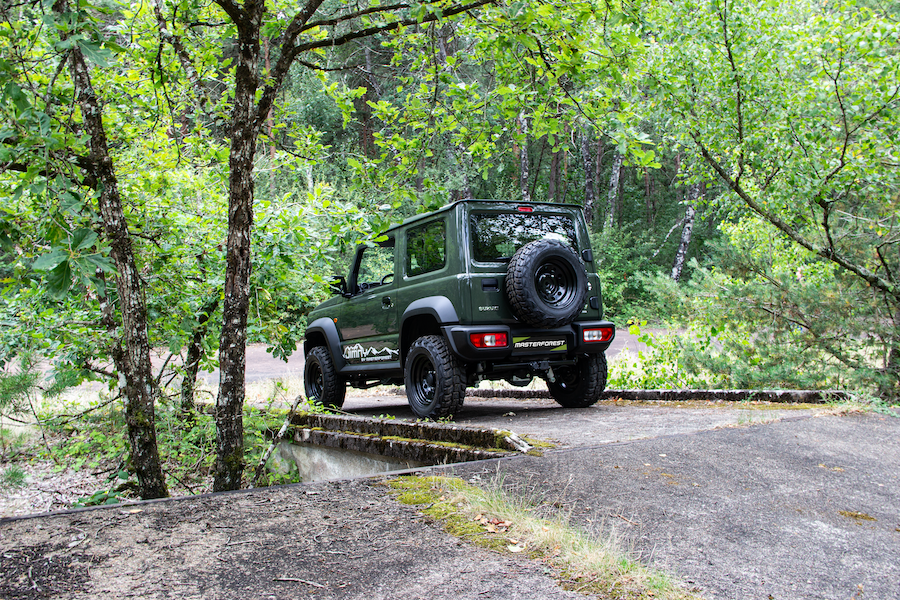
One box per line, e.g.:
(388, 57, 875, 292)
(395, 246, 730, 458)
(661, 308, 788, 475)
(442, 321, 615, 362)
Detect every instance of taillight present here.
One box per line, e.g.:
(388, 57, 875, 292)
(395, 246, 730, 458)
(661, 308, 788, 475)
(583, 327, 614, 343)
(470, 332, 509, 348)
(517, 206, 534, 213)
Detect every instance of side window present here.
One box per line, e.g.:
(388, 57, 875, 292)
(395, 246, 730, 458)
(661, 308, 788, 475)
(356, 237, 395, 292)
(407, 220, 446, 277)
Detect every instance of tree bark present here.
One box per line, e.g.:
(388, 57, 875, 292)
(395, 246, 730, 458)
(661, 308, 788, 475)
(580, 124, 596, 226)
(181, 297, 219, 414)
(62, 3, 168, 499)
(547, 145, 560, 203)
(213, 0, 265, 492)
(605, 152, 624, 231)
(517, 112, 531, 203)
(671, 183, 700, 282)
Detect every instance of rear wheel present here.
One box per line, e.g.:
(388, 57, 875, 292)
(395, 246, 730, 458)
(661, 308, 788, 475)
(405, 335, 466, 420)
(304, 346, 346, 408)
(547, 353, 607, 408)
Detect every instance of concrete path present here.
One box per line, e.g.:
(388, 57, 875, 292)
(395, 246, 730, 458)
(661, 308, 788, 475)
(2, 399, 897, 600)
(446, 410, 900, 600)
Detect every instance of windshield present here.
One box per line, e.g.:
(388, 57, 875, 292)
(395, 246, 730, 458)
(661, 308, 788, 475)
(470, 212, 578, 262)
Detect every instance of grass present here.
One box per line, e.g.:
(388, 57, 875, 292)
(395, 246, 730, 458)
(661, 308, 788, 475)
(1, 464, 26, 489)
(387, 475, 702, 600)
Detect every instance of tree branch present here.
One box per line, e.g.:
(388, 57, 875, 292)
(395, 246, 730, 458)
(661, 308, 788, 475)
(256, 0, 494, 130)
(153, 0, 212, 115)
(693, 134, 900, 302)
(213, 0, 245, 27)
(717, 0, 745, 185)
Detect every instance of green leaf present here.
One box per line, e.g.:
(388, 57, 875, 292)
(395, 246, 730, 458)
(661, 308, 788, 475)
(77, 41, 114, 67)
(32, 248, 69, 272)
(45, 260, 72, 298)
(72, 228, 98, 252)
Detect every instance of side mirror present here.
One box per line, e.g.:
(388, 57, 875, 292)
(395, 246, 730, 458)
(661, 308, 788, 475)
(329, 276, 349, 297)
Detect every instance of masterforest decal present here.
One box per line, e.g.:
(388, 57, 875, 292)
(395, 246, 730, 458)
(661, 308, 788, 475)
(512, 337, 567, 352)
(343, 343, 400, 362)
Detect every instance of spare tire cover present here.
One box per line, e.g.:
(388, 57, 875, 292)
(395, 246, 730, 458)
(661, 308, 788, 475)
(505, 238, 587, 328)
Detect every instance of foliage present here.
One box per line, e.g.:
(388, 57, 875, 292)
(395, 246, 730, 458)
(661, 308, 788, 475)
(608, 319, 713, 390)
(72, 470, 131, 507)
(0, 357, 39, 415)
(612, 273, 889, 395)
(34, 390, 299, 498)
(591, 227, 664, 321)
(644, 0, 900, 398)
(345, 0, 656, 205)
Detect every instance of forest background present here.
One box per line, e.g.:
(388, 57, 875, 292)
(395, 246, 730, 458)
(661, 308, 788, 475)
(0, 0, 898, 499)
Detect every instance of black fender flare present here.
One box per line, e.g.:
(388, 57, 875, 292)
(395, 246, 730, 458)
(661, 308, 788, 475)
(400, 297, 459, 360)
(304, 317, 347, 372)
(402, 296, 460, 324)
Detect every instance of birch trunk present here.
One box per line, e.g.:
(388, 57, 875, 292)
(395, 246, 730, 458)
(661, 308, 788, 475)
(580, 125, 596, 226)
(671, 183, 701, 281)
(517, 112, 531, 203)
(605, 152, 624, 231)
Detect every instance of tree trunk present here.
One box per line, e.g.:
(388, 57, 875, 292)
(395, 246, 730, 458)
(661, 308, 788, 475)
(204, 0, 498, 491)
(213, 6, 263, 492)
(605, 152, 624, 231)
(644, 168, 656, 227)
(181, 297, 219, 414)
(671, 183, 700, 282)
(580, 124, 596, 226)
(64, 12, 168, 499)
(882, 306, 900, 401)
(517, 112, 531, 203)
(560, 135, 570, 202)
(548, 145, 560, 203)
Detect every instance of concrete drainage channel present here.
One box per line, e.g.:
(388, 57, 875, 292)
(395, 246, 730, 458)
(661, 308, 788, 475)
(264, 388, 846, 483)
(268, 413, 532, 483)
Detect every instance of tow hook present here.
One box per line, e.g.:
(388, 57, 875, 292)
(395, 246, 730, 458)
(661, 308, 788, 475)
(531, 360, 555, 383)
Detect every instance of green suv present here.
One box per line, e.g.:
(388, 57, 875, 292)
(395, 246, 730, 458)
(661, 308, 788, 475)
(303, 200, 615, 419)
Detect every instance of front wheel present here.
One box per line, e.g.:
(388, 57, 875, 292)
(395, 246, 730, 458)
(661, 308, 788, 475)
(404, 335, 466, 420)
(304, 346, 346, 409)
(547, 353, 607, 408)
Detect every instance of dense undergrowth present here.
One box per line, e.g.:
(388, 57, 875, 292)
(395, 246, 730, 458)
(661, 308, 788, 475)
(0, 378, 306, 507)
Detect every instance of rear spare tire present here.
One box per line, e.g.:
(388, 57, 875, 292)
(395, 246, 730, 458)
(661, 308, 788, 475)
(506, 238, 587, 328)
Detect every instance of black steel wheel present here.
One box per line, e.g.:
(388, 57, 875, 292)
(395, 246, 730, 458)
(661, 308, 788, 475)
(404, 335, 466, 420)
(547, 353, 607, 408)
(506, 238, 587, 328)
(304, 346, 346, 408)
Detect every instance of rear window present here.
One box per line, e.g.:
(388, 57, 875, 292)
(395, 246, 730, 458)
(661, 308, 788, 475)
(470, 212, 578, 262)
